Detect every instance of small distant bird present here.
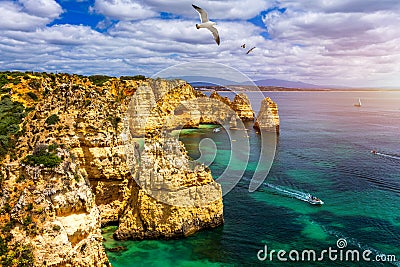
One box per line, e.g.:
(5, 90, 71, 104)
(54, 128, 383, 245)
(192, 4, 220, 45)
(246, 46, 256, 54)
(241, 44, 246, 48)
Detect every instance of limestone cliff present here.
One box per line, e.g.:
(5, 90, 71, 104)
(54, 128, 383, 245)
(0, 72, 279, 266)
(114, 135, 223, 240)
(210, 91, 254, 121)
(0, 73, 133, 266)
(128, 82, 254, 136)
(231, 93, 255, 121)
(0, 73, 226, 265)
(253, 97, 280, 133)
(116, 80, 226, 240)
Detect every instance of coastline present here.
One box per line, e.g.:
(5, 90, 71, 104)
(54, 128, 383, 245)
(194, 86, 400, 92)
(203, 89, 400, 92)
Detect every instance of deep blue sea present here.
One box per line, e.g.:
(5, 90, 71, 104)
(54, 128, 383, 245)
(103, 91, 400, 266)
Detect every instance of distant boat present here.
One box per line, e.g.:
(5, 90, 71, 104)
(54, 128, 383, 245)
(213, 127, 221, 133)
(306, 194, 324, 205)
(354, 98, 362, 107)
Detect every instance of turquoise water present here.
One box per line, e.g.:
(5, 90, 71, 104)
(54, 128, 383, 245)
(103, 91, 400, 266)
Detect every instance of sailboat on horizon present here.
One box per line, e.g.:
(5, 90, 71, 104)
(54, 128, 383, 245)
(354, 98, 362, 107)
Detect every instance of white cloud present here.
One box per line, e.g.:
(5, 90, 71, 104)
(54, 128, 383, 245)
(277, 0, 400, 13)
(91, 0, 157, 20)
(91, 0, 271, 21)
(0, 0, 62, 31)
(257, 1, 400, 86)
(1, 0, 400, 87)
(19, 0, 63, 18)
(143, 0, 270, 20)
(0, 2, 46, 31)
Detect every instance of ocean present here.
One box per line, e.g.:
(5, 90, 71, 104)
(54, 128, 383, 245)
(103, 91, 400, 266)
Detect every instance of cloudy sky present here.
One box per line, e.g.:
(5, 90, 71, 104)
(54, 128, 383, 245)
(1, 0, 400, 87)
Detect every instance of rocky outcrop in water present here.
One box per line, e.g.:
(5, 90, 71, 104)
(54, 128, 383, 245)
(210, 91, 254, 121)
(231, 93, 255, 121)
(253, 97, 280, 133)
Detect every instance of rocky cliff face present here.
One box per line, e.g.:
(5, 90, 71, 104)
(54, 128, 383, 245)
(128, 83, 255, 136)
(253, 97, 280, 133)
(0, 72, 279, 265)
(210, 91, 254, 122)
(0, 146, 110, 266)
(114, 135, 223, 240)
(0, 73, 132, 266)
(0, 73, 225, 265)
(231, 93, 255, 121)
(116, 80, 226, 240)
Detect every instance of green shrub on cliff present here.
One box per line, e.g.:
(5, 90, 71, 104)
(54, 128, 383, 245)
(22, 153, 62, 168)
(0, 95, 26, 159)
(0, 236, 7, 256)
(1, 242, 34, 267)
(88, 75, 113, 86)
(26, 92, 38, 101)
(120, 75, 146, 81)
(0, 74, 9, 89)
(22, 144, 62, 168)
(45, 114, 59, 125)
(0, 72, 21, 88)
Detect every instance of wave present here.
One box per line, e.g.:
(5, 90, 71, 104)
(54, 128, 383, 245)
(318, 224, 400, 267)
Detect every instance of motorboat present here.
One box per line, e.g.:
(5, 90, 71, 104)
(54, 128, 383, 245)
(306, 194, 324, 205)
(213, 127, 221, 133)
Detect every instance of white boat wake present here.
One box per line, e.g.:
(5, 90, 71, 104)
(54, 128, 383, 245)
(375, 152, 400, 160)
(240, 175, 320, 204)
(264, 183, 313, 203)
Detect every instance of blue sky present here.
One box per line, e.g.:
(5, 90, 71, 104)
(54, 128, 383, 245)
(1, 0, 400, 87)
(50, 1, 101, 28)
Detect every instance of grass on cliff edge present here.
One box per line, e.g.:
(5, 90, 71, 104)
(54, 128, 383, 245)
(0, 95, 27, 159)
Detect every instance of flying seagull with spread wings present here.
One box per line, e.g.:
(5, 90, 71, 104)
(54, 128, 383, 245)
(246, 46, 256, 54)
(192, 4, 220, 45)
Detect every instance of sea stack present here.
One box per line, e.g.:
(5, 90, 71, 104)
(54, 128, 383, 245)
(231, 93, 255, 121)
(209, 91, 254, 122)
(253, 97, 280, 134)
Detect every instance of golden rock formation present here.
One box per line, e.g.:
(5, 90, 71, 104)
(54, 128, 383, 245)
(254, 97, 280, 133)
(0, 72, 279, 266)
(210, 91, 255, 121)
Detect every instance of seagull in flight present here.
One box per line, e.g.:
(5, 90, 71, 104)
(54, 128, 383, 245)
(246, 46, 256, 54)
(192, 4, 220, 45)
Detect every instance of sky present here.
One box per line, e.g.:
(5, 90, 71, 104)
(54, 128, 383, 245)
(1, 0, 400, 87)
